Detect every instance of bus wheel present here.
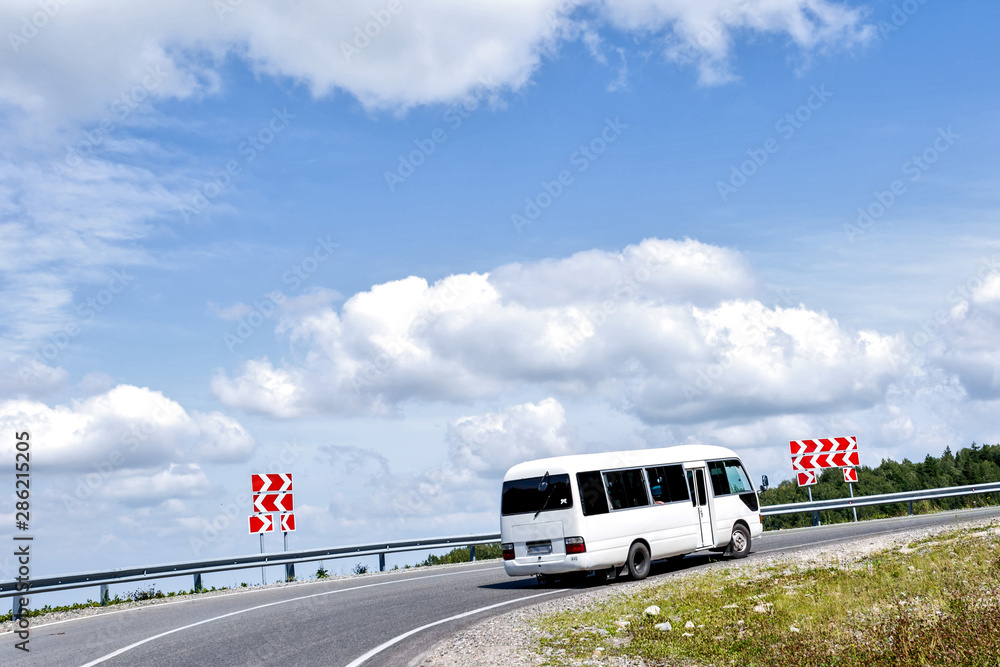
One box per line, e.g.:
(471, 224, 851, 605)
(627, 542, 651, 580)
(729, 524, 751, 559)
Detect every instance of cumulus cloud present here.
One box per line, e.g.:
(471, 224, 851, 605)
(0, 0, 872, 126)
(213, 237, 906, 424)
(0, 384, 256, 472)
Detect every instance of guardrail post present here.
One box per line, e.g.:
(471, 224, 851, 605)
(379, 553, 386, 572)
(193, 573, 203, 593)
(13, 594, 23, 620)
(909, 500, 914, 516)
(100, 584, 110, 606)
(470, 545, 476, 562)
(285, 563, 295, 582)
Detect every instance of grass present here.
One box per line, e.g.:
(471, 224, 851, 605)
(536, 523, 1000, 666)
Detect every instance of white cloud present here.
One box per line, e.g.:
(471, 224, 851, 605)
(0, 384, 256, 472)
(597, 0, 873, 85)
(447, 398, 574, 476)
(0, 0, 872, 127)
(102, 463, 214, 507)
(213, 237, 907, 424)
(928, 267, 1000, 400)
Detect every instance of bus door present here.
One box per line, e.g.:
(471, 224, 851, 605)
(686, 467, 714, 549)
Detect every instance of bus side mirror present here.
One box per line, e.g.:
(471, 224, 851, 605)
(760, 475, 769, 491)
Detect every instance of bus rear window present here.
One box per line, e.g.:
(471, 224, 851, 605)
(501, 474, 572, 516)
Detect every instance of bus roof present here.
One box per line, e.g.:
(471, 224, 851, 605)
(502, 444, 742, 481)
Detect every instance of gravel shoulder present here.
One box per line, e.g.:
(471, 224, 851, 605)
(416, 514, 1000, 667)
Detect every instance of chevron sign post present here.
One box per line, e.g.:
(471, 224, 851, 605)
(790, 436, 861, 524)
(252, 473, 292, 493)
(792, 450, 860, 471)
(249, 473, 296, 584)
(253, 493, 294, 513)
(790, 436, 857, 456)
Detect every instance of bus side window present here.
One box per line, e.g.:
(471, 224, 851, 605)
(604, 469, 649, 510)
(707, 461, 729, 496)
(664, 464, 689, 503)
(577, 471, 610, 516)
(644, 467, 667, 503)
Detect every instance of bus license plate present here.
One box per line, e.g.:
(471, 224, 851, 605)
(527, 541, 552, 555)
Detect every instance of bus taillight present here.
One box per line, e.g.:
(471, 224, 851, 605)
(565, 536, 586, 554)
(502, 543, 515, 560)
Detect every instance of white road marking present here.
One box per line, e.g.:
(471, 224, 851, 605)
(75, 566, 504, 667)
(343, 590, 561, 667)
(0, 564, 503, 637)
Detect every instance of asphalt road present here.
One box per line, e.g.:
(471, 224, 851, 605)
(5, 506, 1000, 667)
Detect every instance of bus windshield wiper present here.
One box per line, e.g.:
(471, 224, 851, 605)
(534, 471, 553, 519)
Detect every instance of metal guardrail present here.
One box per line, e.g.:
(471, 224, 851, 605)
(5, 480, 999, 617)
(1, 533, 501, 614)
(760, 480, 1000, 515)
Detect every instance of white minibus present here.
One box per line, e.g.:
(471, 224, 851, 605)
(500, 445, 762, 583)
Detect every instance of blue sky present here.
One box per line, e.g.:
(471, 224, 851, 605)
(2, 0, 999, 590)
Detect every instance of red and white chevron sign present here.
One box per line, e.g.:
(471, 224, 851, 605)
(843, 467, 858, 483)
(797, 470, 818, 487)
(252, 473, 292, 493)
(253, 492, 294, 513)
(279, 513, 295, 532)
(249, 514, 274, 534)
(789, 437, 857, 457)
(792, 450, 860, 471)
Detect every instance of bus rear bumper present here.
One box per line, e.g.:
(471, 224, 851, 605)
(503, 555, 595, 577)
